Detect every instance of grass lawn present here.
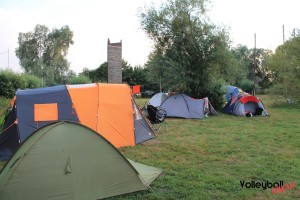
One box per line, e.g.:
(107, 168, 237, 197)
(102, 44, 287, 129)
(0, 95, 299, 199)
(115, 95, 300, 200)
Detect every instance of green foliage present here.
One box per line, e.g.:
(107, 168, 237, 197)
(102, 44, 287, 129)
(239, 79, 254, 93)
(193, 78, 227, 110)
(266, 36, 300, 100)
(21, 74, 42, 89)
(16, 24, 74, 86)
(67, 74, 92, 84)
(230, 45, 251, 85)
(81, 60, 159, 93)
(230, 45, 273, 90)
(140, 0, 230, 107)
(0, 70, 41, 99)
(0, 70, 24, 98)
(122, 60, 135, 85)
(253, 49, 274, 89)
(81, 62, 108, 82)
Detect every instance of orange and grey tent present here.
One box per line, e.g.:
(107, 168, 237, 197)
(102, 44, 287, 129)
(0, 83, 155, 160)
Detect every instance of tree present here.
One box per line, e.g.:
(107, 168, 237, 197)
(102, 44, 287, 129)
(16, 24, 74, 86)
(80, 62, 108, 82)
(229, 45, 273, 93)
(266, 35, 300, 100)
(16, 25, 48, 77)
(81, 60, 159, 94)
(230, 45, 251, 84)
(140, 0, 231, 108)
(250, 48, 273, 91)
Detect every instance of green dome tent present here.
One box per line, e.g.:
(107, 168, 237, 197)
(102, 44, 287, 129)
(0, 121, 161, 200)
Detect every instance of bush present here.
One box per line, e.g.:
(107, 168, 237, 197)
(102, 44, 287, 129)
(0, 70, 23, 98)
(238, 79, 254, 93)
(67, 75, 92, 84)
(21, 74, 42, 89)
(0, 70, 42, 99)
(203, 80, 227, 110)
(189, 79, 226, 110)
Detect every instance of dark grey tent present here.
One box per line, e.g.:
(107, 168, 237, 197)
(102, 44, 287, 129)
(0, 121, 161, 200)
(148, 93, 168, 107)
(160, 94, 217, 119)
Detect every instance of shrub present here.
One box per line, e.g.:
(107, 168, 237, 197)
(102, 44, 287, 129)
(204, 79, 227, 110)
(0, 70, 23, 98)
(238, 79, 254, 93)
(0, 70, 42, 99)
(67, 75, 92, 84)
(190, 79, 227, 110)
(21, 74, 42, 89)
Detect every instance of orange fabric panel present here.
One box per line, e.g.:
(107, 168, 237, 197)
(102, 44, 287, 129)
(67, 84, 98, 131)
(97, 84, 135, 147)
(34, 103, 58, 121)
(10, 96, 16, 106)
(132, 85, 140, 94)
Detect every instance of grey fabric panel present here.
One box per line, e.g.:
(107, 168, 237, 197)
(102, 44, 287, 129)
(161, 94, 190, 118)
(258, 101, 269, 116)
(187, 99, 205, 118)
(149, 93, 168, 107)
(233, 103, 245, 116)
(134, 120, 156, 144)
(208, 102, 218, 115)
(244, 102, 257, 113)
(132, 101, 156, 144)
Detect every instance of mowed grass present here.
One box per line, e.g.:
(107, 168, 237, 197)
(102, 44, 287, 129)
(113, 95, 300, 200)
(0, 95, 299, 199)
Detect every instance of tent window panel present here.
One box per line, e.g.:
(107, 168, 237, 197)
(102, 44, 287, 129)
(34, 103, 58, 121)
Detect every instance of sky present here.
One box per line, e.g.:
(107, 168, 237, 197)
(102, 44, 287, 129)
(0, 0, 299, 74)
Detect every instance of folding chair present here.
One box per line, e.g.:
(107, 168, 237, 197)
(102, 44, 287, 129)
(146, 104, 167, 133)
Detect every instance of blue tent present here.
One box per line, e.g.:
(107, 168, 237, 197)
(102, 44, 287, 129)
(225, 85, 241, 102)
(0, 85, 79, 160)
(222, 85, 269, 117)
